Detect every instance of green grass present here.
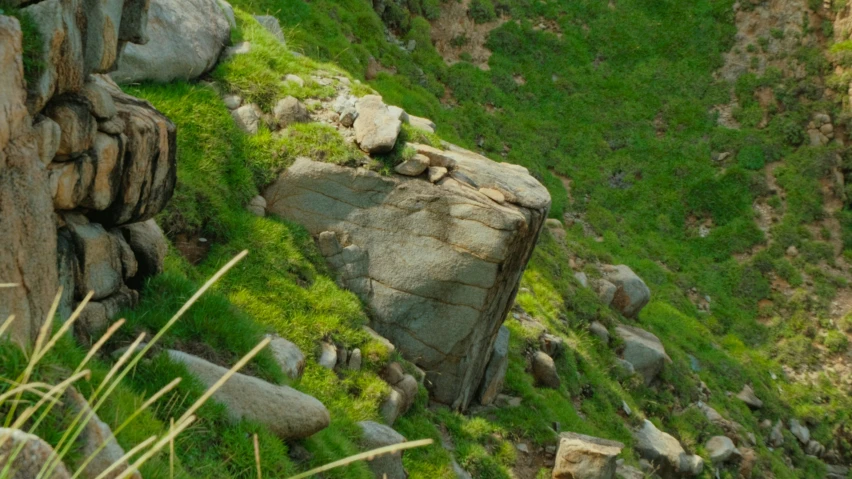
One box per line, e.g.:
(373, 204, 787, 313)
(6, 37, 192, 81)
(11, 0, 852, 475)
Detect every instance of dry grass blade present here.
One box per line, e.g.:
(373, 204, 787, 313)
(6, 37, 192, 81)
(0, 315, 16, 338)
(116, 415, 198, 479)
(90, 436, 157, 479)
(286, 439, 434, 479)
(70, 378, 182, 479)
(253, 433, 261, 479)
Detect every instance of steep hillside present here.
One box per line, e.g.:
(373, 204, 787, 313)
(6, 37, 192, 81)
(1, 0, 852, 478)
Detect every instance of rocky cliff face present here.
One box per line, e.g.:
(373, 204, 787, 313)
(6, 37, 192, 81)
(0, 0, 175, 344)
(265, 145, 550, 409)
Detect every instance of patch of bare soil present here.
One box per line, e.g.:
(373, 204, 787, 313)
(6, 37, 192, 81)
(174, 233, 211, 265)
(430, 0, 508, 70)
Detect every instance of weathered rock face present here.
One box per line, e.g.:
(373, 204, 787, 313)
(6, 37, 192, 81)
(552, 432, 624, 479)
(111, 0, 232, 83)
(167, 350, 330, 439)
(706, 435, 740, 464)
(0, 17, 59, 345)
(634, 420, 703, 478)
(0, 427, 71, 479)
(1, 1, 175, 344)
(477, 325, 509, 406)
(264, 147, 550, 409)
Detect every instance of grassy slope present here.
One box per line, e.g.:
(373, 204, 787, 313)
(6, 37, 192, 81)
(5, 0, 852, 477)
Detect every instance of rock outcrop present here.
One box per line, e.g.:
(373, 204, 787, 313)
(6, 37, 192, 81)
(111, 0, 232, 83)
(552, 432, 624, 479)
(615, 325, 671, 385)
(0, 16, 58, 345)
(1, 1, 175, 344)
(264, 145, 550, 409)
(353, 95, 402, 153)
(166, 350, 330, 439)
(634, 420, 704, 478)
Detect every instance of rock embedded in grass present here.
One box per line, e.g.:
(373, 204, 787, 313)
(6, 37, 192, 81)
(615, 325, 671, 385)
(66, 388, 141, 479)
(231, 104, 261, 134)
(318, 341, 337, 369)
(267, 335, 306, 380)
(357, 421, 408, 479)
(0, 428, 71, 479)
(273, 96, 309, 128)
(634, 419, 704, 477)
(706, 436, 740, 464)
(736, 384, 763, 409)
(532, 351, 560, 389)
(601, 264, 651, 318)
(166, 350, 330, 439)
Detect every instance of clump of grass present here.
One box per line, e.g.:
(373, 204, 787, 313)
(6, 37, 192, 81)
(823, 330, 849, 354)
(0, 2, 44, 86)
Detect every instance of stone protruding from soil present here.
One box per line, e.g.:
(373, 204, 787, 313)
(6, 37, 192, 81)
(615, 325, 671, 385)
(167, 350, 330, 439)
(634, 419, 704, 478)
(552, 432, 624, 479)
(358, 421, 408, 479)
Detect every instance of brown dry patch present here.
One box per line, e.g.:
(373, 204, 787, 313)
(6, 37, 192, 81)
(511, 441, 552, 479)
(174, 233, 211, 265)
(430, 0, 508, 70)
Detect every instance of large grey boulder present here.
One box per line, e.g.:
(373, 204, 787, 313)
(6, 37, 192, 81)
(167, 350, 330, 439)
(552, 432, 624, 479)
(0, 428, 71, 479)
(357, 421, 407, 479)
(477, 326, 509, 405)
(615, 325, 671, 385)
(353, 95, 401, 154)
(264, 149, 550, 409)
(634, 420, 704, 478)
(112, 0, 231, 83)
(66, 388, 141, 479)
(601, 265, 650, 317)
